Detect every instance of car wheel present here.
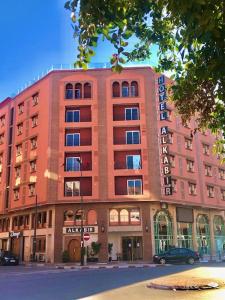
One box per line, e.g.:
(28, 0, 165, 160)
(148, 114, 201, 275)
(159, 258, 166, 265)
(187, 257, 194, 265)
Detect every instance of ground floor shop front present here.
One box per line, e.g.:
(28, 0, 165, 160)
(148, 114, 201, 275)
(0, 202, 225, 262)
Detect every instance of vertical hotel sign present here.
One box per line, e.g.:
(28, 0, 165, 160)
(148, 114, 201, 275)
(158, 75, 172, 196)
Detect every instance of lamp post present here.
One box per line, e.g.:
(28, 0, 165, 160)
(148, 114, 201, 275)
(33, 194, 38, 261)
(76, 158, 84, 266)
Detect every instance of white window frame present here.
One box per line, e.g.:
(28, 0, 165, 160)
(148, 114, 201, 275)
(66, 110, 80, 122)
(125, 107, 139, 121)
(126, 130, 140, 144)
(127, 179, 142, 195)
(66, 133, 80, 146)
(65, 180, 80, 196)
(65, 156, 80, 171)
(126, 155, 141, 169)
(122, 86, 129, 97)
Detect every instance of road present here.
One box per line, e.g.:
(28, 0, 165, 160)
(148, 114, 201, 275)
(1, 263, 225, 300)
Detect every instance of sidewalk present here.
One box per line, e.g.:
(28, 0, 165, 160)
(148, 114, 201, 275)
(24, 261, 166, 270)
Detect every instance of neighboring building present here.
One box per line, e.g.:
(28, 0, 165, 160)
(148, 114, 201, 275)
(0, 66, 225, 263)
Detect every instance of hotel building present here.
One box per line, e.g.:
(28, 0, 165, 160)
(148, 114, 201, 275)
(0, 66, 225, 263)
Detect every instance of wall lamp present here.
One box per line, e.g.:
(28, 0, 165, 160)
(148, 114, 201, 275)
(101, 224, 105, 233)
(145, 224, 149, 232)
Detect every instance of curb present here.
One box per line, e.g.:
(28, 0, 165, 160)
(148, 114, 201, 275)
(54, 264, 166, 270)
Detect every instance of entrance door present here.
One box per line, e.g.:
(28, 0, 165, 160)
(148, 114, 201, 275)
(122, 237, 143, 261)
(68, 239, 81, 262)
(11, 238, 20, 256)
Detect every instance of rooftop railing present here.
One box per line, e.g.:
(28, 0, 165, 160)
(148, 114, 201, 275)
(12, 61, 152, 97)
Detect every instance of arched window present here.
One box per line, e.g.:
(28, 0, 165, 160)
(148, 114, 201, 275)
(131, 81, 138, 97)
(75, 209, 85, 225)
(75, 83, 82, 99)
(214, 215, 225, 236)
(130, 208, 140, 224)
(112, 82, 120, 97)
(122, 81, 129, 97)
(64, 210, 74, 221)
(84, 82, 92, 98)
(6, 218, 10, 231)
(154, 210, 173, 254)
(87, 209, 97, 225)
(109, 209, 119, 224)
(196, 214, 210, 255)
(65, 83, 73, 99)
(120, 209, 129, 223)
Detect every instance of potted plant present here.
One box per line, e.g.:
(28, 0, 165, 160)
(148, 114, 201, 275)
(108, 243, 113, 262)
(90, 241, 101, 262)
(62, 250, 70, 263)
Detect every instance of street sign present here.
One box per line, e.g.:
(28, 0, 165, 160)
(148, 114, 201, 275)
(83, 233, 90, 241)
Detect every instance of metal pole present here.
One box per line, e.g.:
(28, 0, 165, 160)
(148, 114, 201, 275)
(80, 161, 84, 266)
(33, 194, 38, 261)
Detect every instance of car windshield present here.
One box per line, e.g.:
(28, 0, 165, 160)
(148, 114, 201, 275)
(2, 251, 14, 257)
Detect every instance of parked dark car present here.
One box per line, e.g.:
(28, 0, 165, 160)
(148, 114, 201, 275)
(0, 251, 19, 266)
(153, 247, 200, 265)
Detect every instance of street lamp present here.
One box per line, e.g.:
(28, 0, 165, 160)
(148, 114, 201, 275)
(76, 158, 84, 266)
(33, 194, 38, 261)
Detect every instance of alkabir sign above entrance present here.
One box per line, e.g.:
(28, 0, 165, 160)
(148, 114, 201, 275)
(158, 75, 173, 196)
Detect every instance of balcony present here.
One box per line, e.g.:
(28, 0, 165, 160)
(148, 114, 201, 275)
(65, 106, 91, 123)
(64, 152, 92, 172)
(113, 127, 141, 145)
(64, 177, 92, 197)
(114, 150, 142, 170)
(115, 176, 143, 196)
(113, 105, 140, 121)
(65, 128, 92, 147)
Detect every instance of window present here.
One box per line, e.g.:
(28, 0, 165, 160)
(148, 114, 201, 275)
(84, 82, 92, 98)
(109, 209, 119, 224)
(32, 93, 39, 106)
(185, 138, 192, 150)
(30, 160, 36, 172)
(221, 190, 225, 201)
(75, 83, 82, 99)
(125, 107, 139, 120)
(0, 115, 5, 127)
(0, 134, 4, 145)
(126, 155, 141, 169)
(205, 165, 212, 177)
(29, 184, 36, 196)
(112, 82, 120, 97)
(219, 169, 225, 180)
(66, 133, 80, 146)
(64, 180, 80, 196)
(65, 157, 80, 171)
(31, 115, 38, 127)
(15, 166, 21, 178)
(126, 131, 140, 144)
(65, 83, 73, 99)
(207, 185, 214, 198)
(187, 160, 194, 172)
(120, 209, 129, 223)
(0, 154, 2, 173)
(130, 208, 140, 224)
(122, 81, 129, 97)
(168, 132, 173, 143)
(18, 102, 24, 114)
(188, 182, 197, 195)
(127, 179, 142, 195)
(30, 137, 37, 150)
(203, 143, 210, 155)
(75, 210, 84, 224)
(65, 110, 80, 122)
(14, 188, 19, 200)
(171, 179, 177, 192)
(169, 155, 175, 167)
(130, 81, 138, 97)
(16, 144, 22, 156)
(17, 123, 23, 135)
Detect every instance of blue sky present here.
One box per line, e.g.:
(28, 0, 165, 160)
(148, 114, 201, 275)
(0, 0, 158, 101)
